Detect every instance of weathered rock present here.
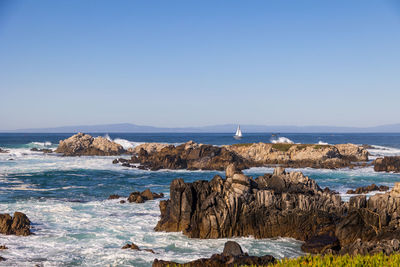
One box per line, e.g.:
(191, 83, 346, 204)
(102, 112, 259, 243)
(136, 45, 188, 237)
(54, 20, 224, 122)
(346, 184, 389, 194)
(108, 194, 121, 200)
(122, 242, 155, 253)
(0, 245, 7, 250)
(301, 234, 340, 254)
(55, 133, 125, 156)
(152, 241, 275, 267)
(340, 238, 400, 256)
(0, 212, 31, 236)
(30, 148, 53, 153)
(119, 141, 368, 171)
(127, 189, 164, 203)
(374, 156, 400, 172)
(155, 167, 346, 242)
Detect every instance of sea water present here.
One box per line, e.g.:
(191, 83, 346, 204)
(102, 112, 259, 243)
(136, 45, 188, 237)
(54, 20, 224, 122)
(1, 133, 400, 266)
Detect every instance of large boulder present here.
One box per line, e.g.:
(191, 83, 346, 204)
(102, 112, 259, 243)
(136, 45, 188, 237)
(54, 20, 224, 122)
(374, 157, 400, 172)
(0, 212, 31, 236)
(55, 133, 125, 156)
(152, 241, 275, 267)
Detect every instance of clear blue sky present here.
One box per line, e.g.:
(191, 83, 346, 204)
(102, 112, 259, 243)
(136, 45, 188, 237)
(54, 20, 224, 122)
(1, 0, 399, 130)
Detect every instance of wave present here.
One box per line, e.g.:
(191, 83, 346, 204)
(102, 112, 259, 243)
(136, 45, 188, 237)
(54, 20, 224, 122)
(26, 141, 53, 148)
(317, 141, 329, 145)
(103, 134, 144, 150)
(367, 145, 400, 160)
(270, 137, 294, 144)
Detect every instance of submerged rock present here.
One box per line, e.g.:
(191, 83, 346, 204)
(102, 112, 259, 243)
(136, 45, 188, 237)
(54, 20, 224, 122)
(0, 148, 9, 153)
(122, 242, 155, 253)
(346, 184, 389, 194)
(108, 194, 121, 200)
(0, 212, 31, 236)
(127, 189, 164, 203)
(374, 156, 400, 173)
(152, 241, 275, 267)
(55, 133, 125, 156)
(30, 148, 53, 153)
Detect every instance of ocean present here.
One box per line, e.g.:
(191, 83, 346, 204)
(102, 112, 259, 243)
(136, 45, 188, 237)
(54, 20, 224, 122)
(1, 133, 400, 266)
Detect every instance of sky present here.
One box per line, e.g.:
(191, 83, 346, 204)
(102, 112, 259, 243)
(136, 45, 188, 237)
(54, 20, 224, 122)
(0, 0, 400, 130)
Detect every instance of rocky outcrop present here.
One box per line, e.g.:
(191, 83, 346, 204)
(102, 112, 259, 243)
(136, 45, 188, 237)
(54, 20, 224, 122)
(374, 156, 400, 173)
(155, 165, 400, 255)
(118, 141, 252, 171)
(225, 143, 368, 169)
(0, 212, 31, 236)
(155, 164, 345, 242)
(346, 184, 389, 194)
(122, 242, 155, 253)
(0, 148, 9, 153)
(152, 241, 275, 267)
(116, 141, 368, 171)
(128, 189, 164, 203)
(55, 133, 125, 156)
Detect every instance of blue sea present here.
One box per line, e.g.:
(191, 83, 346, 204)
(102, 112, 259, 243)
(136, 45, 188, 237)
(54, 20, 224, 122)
(1, 133, 400, 266)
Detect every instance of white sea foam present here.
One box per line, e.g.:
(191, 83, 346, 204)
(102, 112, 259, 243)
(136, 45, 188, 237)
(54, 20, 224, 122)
(317, 141, 329, 145)
(0, 199, 303, 266)
(367, 145, 400, 160)
(270, 137, 295, 144)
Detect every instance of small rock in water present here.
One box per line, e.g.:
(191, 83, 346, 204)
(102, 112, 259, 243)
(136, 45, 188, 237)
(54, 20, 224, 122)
(0, 245, 8, 250)
(122, 243, 155, 253)
(108, 194, 121, 200)
(120, 200, 126, 204)
(222, 241, 244, 256)
(127, 189, 164, 203)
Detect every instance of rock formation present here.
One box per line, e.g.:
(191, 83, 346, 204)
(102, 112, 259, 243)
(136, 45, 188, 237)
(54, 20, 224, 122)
(128, 189, 164, 203)
(0, 212, 31, 236)
(30, 148, 53, 153)
(374, 156, 400, 173)
(346, 184, 389, 194)
(152, 241, 275, 267)
(55, 133, 125, 156)
(154, 165, 400, 255)
(122, 242, 155, 253)
(0, 148, 9, 153)
(115, 141, 369, 171)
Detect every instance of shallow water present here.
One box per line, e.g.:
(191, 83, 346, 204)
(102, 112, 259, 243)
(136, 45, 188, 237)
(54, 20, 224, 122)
(1, 133, 400, 266)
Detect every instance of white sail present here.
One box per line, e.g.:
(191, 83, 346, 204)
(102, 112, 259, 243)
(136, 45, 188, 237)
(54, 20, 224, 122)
(235, 125, 242, 137)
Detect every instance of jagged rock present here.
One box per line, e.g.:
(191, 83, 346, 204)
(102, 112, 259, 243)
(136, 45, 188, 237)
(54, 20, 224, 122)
(127, 189, 164, 203)
(152, 241, 275, 267)
(155, 167, 345, 242)
(118, 142, 368, 171)
(346, 184, 389, 194)
(122, 243, 140, 250)
(122, 242, 155, 253)
(0, 245, 7, 250)
(108, 194, 121, 200)
(0, 212, 31, 236)
(374, 157, 400, 172)
(55, 133, 125, 156)
(340, 239, 400, 255)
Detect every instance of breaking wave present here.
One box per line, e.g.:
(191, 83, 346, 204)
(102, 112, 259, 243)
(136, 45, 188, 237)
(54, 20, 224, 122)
(270, 137, 294, 144)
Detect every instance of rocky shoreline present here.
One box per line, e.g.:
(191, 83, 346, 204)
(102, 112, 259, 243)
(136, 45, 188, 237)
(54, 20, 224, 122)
(153, 164, 400, 257)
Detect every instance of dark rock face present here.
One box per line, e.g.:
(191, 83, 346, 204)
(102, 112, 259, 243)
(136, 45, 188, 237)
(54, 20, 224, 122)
(152, 241, 275, 267)
(128, 189, 164, 203)
(117, 141, 253, 171)
(155, 164, 345, 242)
(155, 165, 400, 255)
(0, 212, 31, 236)
(374, 157, 400, 172)
(346, 184, 389, 194)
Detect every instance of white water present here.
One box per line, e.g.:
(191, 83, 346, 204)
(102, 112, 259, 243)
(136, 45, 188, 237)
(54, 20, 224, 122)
(270, 137, 294, 144)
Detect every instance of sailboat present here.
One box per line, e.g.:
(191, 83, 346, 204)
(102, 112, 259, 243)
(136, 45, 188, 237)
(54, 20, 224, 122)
(233, 125, 243, 139)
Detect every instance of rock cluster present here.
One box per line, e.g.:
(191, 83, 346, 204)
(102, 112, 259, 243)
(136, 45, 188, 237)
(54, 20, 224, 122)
(117, 141, 251, 171)
(155, 165, 400, 255)
(128, 189, 164, 203)
(374, 156, 400, 173)
(0, 212, 31, 236)
(152, 241, 275, 267)
(114, 141, 369, 171)
(55, 133, 125, 156)
(346, 184, 389, 194)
